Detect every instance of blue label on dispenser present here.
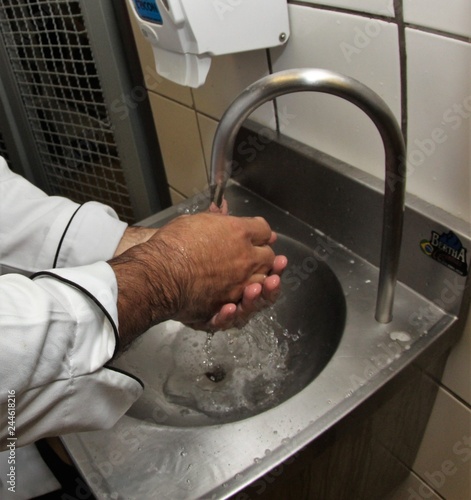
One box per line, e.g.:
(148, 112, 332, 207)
(132, 0, 163, 24)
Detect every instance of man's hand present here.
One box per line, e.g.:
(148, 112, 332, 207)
(109, 213, 284, 347)
(197, 254, 287, 331)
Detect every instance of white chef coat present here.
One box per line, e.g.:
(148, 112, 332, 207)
(0, 156, 144, 450)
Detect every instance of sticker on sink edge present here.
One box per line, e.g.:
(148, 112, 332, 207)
(420, 230, 468, 276)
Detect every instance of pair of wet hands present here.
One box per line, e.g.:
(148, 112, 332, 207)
(112, 200, 287, 338)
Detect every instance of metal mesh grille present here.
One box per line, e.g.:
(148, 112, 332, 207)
(0, 0, 135, 222)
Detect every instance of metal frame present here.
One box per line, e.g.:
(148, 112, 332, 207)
(80, 0, 170, 220)
(0, 37, 48, 188)
(0, 0, 170, 222)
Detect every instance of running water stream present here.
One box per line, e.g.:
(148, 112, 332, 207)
(162, 307, 303, 421)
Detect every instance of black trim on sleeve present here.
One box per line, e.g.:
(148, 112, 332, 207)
(104, 365, 145, 389)
(53, 205, 83, 269)
(30, 270, 121, 357)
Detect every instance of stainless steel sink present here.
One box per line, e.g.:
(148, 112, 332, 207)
(111, 233, 346, 426)
(61, 175, 469, 499)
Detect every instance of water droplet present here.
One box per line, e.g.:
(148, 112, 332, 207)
(389, 331, 411, 342)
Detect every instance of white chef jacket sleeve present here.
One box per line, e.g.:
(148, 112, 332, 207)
(0, 157, 144, 449)
(0, 156, 128, 272)
(0, 263, 144, 449)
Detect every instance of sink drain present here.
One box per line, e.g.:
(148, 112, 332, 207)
(205, 366, 226, 383)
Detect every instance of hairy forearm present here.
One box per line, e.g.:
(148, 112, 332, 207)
(109, 239, 181, 348)
(108, 213, 277, 350)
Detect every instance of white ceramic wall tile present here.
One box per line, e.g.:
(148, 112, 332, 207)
(196, 113, 218, 178)
(125, 1, 193, 106)
(404, 0, 471, 38)
(413, 387, 471, 500)
(169, 187, 187, 205)
(386, 472, 440, 500)
(148, 93, 208, 196)
(442, 312, 471, 406)
(300, 0, 395, 17)
(406, 29, 471, 222)
(191, 51, 275, 125)
(270, 5, 401, 181)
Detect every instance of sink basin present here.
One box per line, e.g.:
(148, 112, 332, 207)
(111, 234, 346, 426)
(62, 176, 467, 500)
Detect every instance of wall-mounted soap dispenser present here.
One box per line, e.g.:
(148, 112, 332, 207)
(126, 0, 290, 88)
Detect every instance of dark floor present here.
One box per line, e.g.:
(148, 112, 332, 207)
(33, 440, 96, 500)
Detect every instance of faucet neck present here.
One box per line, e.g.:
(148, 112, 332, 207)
(210, 69, 406, 323)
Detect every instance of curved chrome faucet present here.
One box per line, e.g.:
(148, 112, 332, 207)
(209, 69, 406, 323)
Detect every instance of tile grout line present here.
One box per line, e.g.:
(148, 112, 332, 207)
(266, 48, 281, 134)
(394, 0, 408, 147)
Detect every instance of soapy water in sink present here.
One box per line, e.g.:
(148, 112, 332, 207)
(174, 201, 296, 411)
(160, 307, 303, 421)
(115, 221, 346, 424)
